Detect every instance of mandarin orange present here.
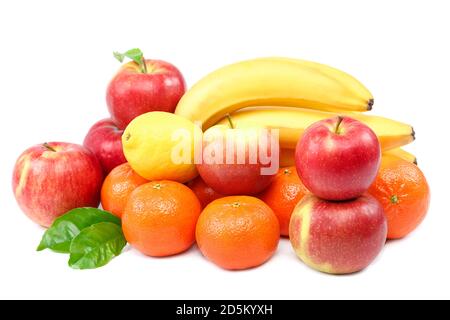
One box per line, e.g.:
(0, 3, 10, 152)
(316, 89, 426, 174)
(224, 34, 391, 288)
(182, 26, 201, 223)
(258, 166, 309, 236)
(123, 180, 202, 256)
(196, 196, 279, 270)
(101, 163, 148, 218)
(369, 155, 430, 239)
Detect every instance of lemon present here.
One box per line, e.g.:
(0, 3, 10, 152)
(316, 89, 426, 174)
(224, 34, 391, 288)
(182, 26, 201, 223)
(122, 112, 201, 183)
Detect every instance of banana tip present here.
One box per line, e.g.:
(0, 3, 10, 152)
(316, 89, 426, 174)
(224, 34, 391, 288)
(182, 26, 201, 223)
(367, 99, 374, 110)
(412, 127, 416, 140)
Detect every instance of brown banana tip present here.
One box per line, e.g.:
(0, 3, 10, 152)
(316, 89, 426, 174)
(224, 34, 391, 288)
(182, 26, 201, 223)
(367, 99, 374, 110)
(413, 158, 418, 166)
(411, 127, 416, 140)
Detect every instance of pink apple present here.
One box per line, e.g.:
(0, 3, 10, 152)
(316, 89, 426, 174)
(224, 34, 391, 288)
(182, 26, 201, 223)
(12, 142, 103, 227)
(295, 116, 381, 201)
(106, 59, 186, 129)
(196, 126, 277, 195)
(83, 118, 126, 174)
(289, 193, 387, 274)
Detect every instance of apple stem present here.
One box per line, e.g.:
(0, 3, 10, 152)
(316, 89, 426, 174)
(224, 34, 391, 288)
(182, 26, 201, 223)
(226, 114, 235, 129)
(141, 56, 148, 74)
(334, 116, 344, 134)
(43, 143, 56, 152)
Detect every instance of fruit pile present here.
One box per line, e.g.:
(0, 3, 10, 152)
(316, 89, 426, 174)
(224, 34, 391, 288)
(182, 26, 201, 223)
(12, 49, 430, 273)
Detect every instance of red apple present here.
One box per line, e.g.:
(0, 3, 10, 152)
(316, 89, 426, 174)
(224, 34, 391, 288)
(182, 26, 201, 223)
(295, 116, 381, 201)
(106, 59, 186, 129)
(196, 125, 278, 195)
(83, 118, 126, 174)
(186, 176, 224, 208)
(12, 142, 103, 227)
(289, 193, 387, 274)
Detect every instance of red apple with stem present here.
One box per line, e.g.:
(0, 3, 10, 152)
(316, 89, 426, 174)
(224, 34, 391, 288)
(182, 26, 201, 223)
(196, 116, 278, 195)
(289, 193, 387, 274)
(295, 116, 381, 201)
(106, 48, 186, 129)
(12, 142, 103, 227)
(83, 118, 126, 174)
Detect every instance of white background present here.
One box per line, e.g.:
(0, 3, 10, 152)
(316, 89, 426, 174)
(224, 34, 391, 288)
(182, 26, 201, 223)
(0, 0, 449, 300)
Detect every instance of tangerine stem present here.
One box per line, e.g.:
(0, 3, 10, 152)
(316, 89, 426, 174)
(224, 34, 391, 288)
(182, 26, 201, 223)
(231, 202, 240, 208)
(153, 183, 162, 190)
(390, 195, 398, 204)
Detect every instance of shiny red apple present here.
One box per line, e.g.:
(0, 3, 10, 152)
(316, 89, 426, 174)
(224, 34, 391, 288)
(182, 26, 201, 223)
(106, 59, 186, 129)
(295, 116, 381, 201)
(196, 125, 278, 195)
(83, 118, 126, 174)
(290, 193, 387, 274)
(12, 142, 103, 227)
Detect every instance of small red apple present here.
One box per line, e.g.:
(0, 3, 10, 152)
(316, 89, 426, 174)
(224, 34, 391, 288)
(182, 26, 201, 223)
(186, 176, 224, 208)
(295, 116, 381, 201)
(12, 142, 103, 227)
(289, 193, 387, 274)
(106, 49, 186, 129)
(196, 125, 278, 195)
(83, 118, 126, 174)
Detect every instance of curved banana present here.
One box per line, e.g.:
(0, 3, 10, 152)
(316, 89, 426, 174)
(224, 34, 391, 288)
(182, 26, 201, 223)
(280, 147, 417, 167)
(217, 107, 414, 150)
(175, 57, 373, 129)
(384, 148, 417, 164)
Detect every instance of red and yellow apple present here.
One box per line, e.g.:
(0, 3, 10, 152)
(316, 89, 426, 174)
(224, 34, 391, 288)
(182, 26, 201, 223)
(289, 193, 387, 274)
(12, 142, 103, 227)
(106, 59, 186, 129)
(295, 116, 381, 201)
(196, 125, 278, 195)
(83, 118, 126, 174)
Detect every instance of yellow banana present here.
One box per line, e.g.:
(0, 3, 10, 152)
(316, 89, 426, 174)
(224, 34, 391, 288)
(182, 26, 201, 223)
(279, 147, 417, 167)
(175, 57, 373, 129)
(217, 107, 414, 150)
(384, 148, 417, 164)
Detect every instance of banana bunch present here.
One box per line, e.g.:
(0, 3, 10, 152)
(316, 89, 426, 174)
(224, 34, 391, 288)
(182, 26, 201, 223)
(175, 57, 373, 129)
(175, 57, 416, 162)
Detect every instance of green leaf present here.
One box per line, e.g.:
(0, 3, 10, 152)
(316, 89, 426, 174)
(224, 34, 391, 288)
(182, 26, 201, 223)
(68, 222, 127, 270)
(37, 208, 121, 253)
(123, 48, 144, 65)
(113, 51, 125, 62)
(113, 48, 146, 73)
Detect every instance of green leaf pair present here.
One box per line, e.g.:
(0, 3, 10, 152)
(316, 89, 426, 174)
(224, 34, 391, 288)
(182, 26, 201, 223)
(37, 208, 127, 270)
(113, 48, 147, 73)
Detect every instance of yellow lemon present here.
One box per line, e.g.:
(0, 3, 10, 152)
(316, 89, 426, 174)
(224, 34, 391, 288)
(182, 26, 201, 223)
(122, 112, 201, 183)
